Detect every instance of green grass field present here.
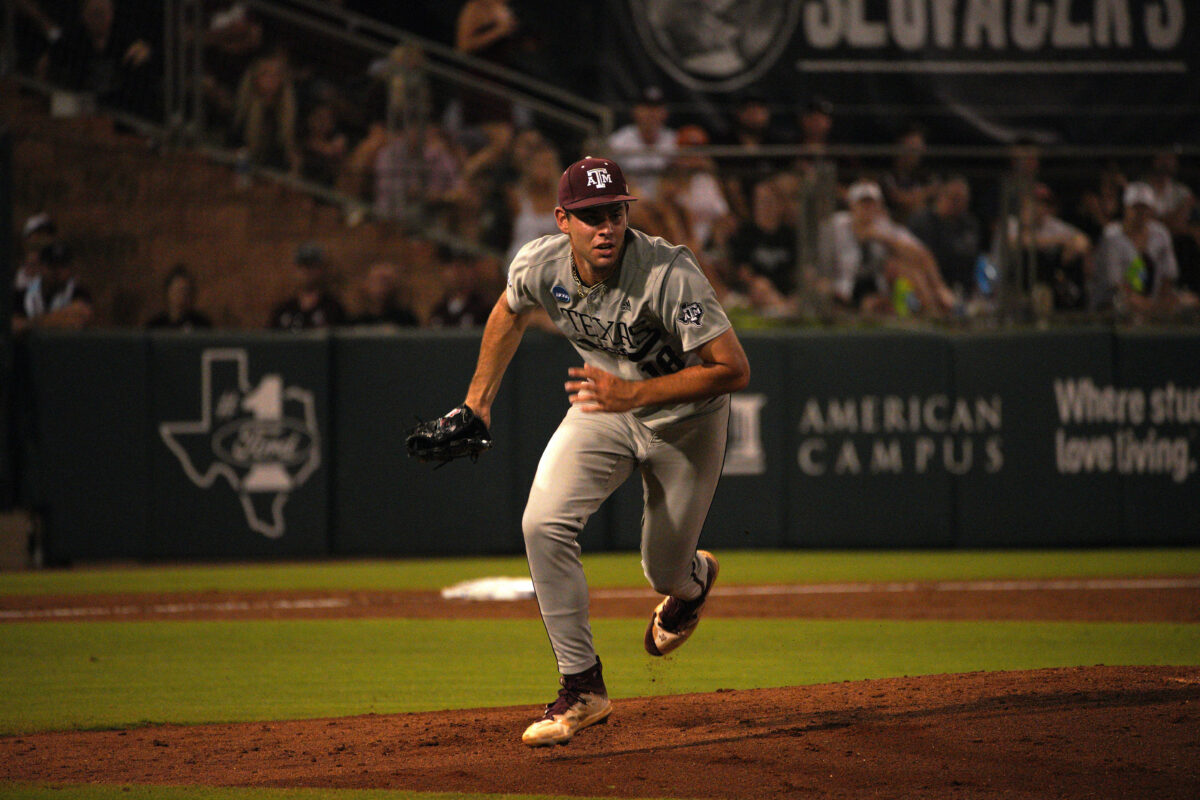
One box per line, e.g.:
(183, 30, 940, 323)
(4, 548, 1199, 596)
(2, 549, 1198, 800)
(2, 617, 1195, 734)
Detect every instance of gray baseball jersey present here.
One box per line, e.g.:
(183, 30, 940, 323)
(506, 227, 732, 429)
(508, 227, 733, 675)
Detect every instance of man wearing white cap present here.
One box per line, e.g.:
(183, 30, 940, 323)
(1093, 182, 1197, 317)
(817, 179, 953, 315)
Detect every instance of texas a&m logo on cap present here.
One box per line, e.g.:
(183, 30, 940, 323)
(558, 156, 638, 210)
(587, 168, 614, 189)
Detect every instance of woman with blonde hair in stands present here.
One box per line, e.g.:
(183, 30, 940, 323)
(232, 49, 300, 175)
(504, 144, 562, 267)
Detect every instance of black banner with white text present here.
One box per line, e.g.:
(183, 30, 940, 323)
(599, 0, 1199, 145)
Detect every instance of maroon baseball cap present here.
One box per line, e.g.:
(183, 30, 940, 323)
(557, 157, 638, 211)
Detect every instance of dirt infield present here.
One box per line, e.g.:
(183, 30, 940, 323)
(2, 666, 1197, 798)
(3, 576, 1199, 623)
(2, 580, 1198, 798)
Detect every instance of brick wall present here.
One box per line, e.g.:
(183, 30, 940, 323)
(5, 82, 466, 328)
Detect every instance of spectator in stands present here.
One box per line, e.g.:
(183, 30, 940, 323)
(14, 213, 58, 293)
(716, 93, 777, 150)
(505, 144, 562, 267)
(200, 2, 264, 134)
(454, 0, 519, 132)
(1074, 162, 1126, 243)
(426, 245, 492, 328)
(231, 49, 301, 174)
(671, 124, 736, 257)
(336, 120, 383, 199)
(366, 43, 431, 132)
(996, 183, 1092, 311)
(607, 86, 677, 200)
(980, 136, 1043, 238)
(146, 264, 213, 330)
(12, 0, 63, 73)
(300, 100, 349, 187)
(268, 242, 346, 330)
(301, 72, 370, 151)
(1146, 146, 1200, 296)
(43, 0, 157, 117)
(817, 179, 952, 317)
(1008, 138, 1042, 187)
(776, 96, 840, 281)
(453, 123, 526, 250)
(632, 165, 722, 295)
(794, 94, 835, 168)
(881, 124, 939, 224)
(1147, 147, 1195, 231)
(714, 93, 790, 221)
(909, 176, 983, 300)
(456, 0, 518, 64)
(642, 159, 734, 303)
(373, 124, 461, 225)
(350, 262, 418, 327)
(725, 180, 799, 315)
(1093, 182, 1197, 319)
(12, 242, 93, 334)
(455, 0, 519, 70)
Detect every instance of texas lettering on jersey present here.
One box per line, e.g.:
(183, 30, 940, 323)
(506, 230, 733, 415)
(560, 307, 686, 377)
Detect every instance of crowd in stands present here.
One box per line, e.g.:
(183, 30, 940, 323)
(10, 212, 494, 332)
(11, 0, 1200, 332)
(608, 93, 1199, 325)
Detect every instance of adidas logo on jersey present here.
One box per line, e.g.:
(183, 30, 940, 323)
(620, 299, 632, 312)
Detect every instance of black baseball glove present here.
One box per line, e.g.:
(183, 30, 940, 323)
(406, 404, 493, 465)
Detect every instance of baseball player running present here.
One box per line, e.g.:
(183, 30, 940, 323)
(460, 156, 749, 746)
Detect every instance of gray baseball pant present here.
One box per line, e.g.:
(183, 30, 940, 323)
(522, 403, 729, 675)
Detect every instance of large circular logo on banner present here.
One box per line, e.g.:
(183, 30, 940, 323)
(630, 0, 801, 92)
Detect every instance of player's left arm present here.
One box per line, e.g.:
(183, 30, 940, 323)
(566, 328, 749, 413)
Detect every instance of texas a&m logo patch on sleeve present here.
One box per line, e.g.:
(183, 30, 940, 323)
(678, 302, 704, 327)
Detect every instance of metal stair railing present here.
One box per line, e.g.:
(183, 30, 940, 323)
(239, 0, 613, 139)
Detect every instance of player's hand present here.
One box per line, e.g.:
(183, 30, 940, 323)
(566, 365, 637, 413)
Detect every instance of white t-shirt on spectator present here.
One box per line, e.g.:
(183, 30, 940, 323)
(818, 211, 922, 301)
(1094, 219, 1177, 301)
(607, 125, 677, 199)
(680, 171, 730, 247)
(1152, 179, 1195, 217)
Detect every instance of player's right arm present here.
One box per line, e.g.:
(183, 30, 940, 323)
(464, 293, 532, 429)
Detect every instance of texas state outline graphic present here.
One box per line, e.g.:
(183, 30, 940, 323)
(159, 348, 321, 538)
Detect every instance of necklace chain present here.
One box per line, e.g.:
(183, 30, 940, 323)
(570, 252, 606, 301)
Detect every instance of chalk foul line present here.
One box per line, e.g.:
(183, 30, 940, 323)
(0, 597, 351, 620)
(1, 577, 1196, 619)
(591, 577, 1200, 600)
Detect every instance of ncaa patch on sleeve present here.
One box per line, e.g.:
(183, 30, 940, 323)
(678, 302, 704, 326)
(552, 285, 571, 304)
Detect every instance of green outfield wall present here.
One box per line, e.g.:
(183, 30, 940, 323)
(15, 327, 1200, 562)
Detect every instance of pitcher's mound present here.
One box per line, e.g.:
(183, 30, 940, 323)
(2, 665, 1198, 799)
